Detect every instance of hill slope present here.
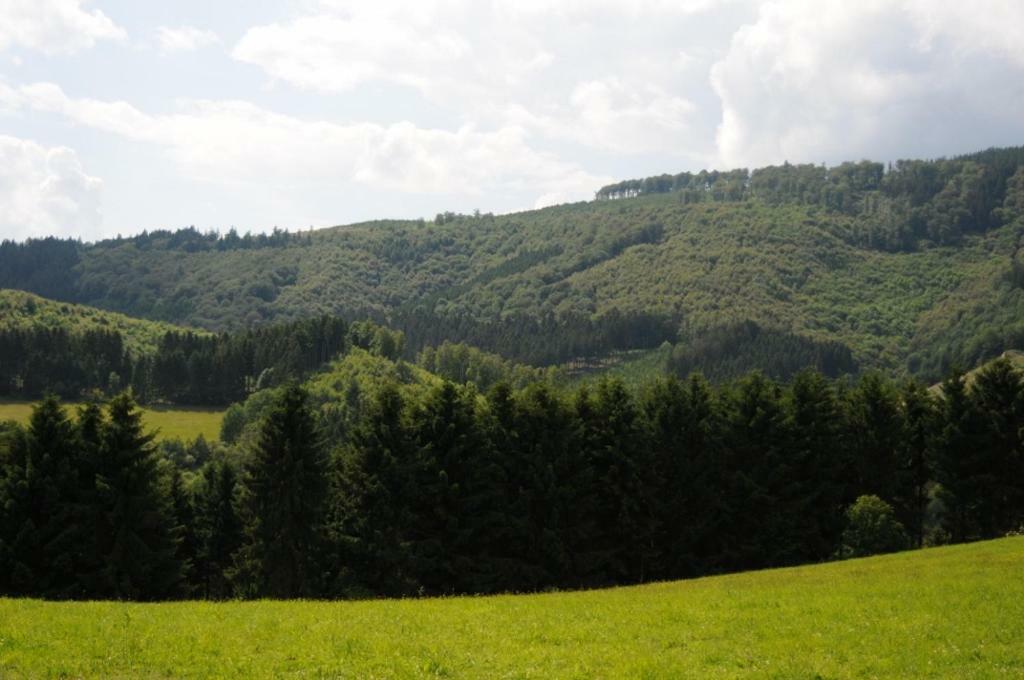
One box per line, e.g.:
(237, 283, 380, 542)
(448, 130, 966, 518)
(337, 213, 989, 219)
(1, 537, 1021, 678)
(0, 289, 204, 356)
(3, 147, 1024, 380)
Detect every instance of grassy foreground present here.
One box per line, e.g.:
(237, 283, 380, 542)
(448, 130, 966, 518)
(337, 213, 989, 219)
(1, 538, 1022, 679)
(0, 401, 223, 442)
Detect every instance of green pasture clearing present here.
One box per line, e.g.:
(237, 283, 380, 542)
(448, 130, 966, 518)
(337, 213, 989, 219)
(1, 537, 1021, 678)
(0, 401, 223, 443)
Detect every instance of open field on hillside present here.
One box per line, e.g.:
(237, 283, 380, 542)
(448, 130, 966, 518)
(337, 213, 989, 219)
(0, 537, 1021, 679)
(0, 401, 223, 442)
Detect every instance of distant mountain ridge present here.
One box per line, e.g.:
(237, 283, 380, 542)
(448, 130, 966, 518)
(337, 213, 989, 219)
(2, 146, 1023, 381)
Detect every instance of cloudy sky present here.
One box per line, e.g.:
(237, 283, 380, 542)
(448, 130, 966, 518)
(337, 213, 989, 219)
(1, 0, 1023, 241)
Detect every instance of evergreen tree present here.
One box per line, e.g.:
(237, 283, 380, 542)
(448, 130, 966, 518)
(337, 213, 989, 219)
(169, 469, 199, 595)
(2, 396, 98, 597)
(234, 384, 327, 598)
(845, 373, 902, 503)
(576, 378, 654, 584)
(935, 370, 988, 541)
(513, 382, 595, 588)
(720, 372, 787, 569)
(970, 358, 1024, 534)
(781, 371, 848, 563)
(896, 381, 936, 547)
(406, 381, 493, 594)
(194, 460, 243, 599)
(644, 374, 726, 579)
(330, 383, 417, 596)
(91, 393, 183, 600)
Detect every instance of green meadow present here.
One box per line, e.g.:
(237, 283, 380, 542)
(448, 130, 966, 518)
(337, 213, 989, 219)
(0, 401, 223, 443)
(1, 537, 1021, 679)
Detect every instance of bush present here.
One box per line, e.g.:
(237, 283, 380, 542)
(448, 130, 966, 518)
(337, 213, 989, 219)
(841, 495, 908, 558)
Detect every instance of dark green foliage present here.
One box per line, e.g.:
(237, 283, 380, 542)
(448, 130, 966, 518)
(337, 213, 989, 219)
(90, 393, 184, 600)
(643, 375, 728, 578)
(780, 371, 848, 564)
(896, 381, 937, 548)
(194, 461, 243, 599)
(0, 309, 349, 405)
(968, 358, 1024, 534)
(844, 373, 903, 503)
(3, 357, 1024, 601)
(575, 379, 655, 584)
(667, 321, 857, 383)
(329, 384, 418, 597)
(234, 384, 327, 598)
(840, 495, 908, 558)
(1, 396, 90, 597)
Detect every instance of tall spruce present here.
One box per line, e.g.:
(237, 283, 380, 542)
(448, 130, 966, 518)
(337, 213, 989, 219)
(969, 358, 1024, 534)
(91, 393, 183, 600)
(194, 460, 243, 599)
(330, 383, 417, 596)
(935, 370, 988, 541)
(235, 384, 327, 598)
(896, 381, 937, 547)
(721, 372, 788, 569)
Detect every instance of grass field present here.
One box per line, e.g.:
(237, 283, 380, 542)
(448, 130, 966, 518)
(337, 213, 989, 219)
(0, 537, 1020, 678)
(0, 401, 223, 443)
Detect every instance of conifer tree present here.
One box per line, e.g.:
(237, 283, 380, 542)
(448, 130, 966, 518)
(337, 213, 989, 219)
(935, 370, 988, 541)
(721, 371, 787, 569)
(782, 371, 847, 563)
(235, 384, 327, 598)
(330, 383, 417, 596)
(194, 460, 243, 599)
(970, 358, 1024, 534)
(91, 393, 183, 600)
(896, 381, 937, 547)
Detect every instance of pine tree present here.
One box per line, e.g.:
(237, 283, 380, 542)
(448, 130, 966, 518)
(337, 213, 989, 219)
(720, 372, 787, 569)
(329, 383, 417, 596)
(91, 393, 183, 600)
(896, 380, 936, 547)
(169, 469, 199, 595)
(935, 370, 988, 541)
(576, 378, 654, 585)
(194, 460, 243, 599)
(970, 358, 1024, 534)
(234, 384, 327, 598)
(3, 396, 97, 597)
(406, 381, 491, 594)
(782, 370, 848, 563)
(845, 373, 902, 503)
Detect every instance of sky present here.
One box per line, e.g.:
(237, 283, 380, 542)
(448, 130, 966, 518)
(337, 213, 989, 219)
(1, 0, 1023, 242)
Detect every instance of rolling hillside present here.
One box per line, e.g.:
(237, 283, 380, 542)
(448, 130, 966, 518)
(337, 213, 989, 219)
(3, 147, 1024, 381)
(1, 537, 1020, 678)
(0, 289, 205, 356)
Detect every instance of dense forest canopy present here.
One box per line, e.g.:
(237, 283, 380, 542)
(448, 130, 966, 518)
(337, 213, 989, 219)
(2, 146, 1024, 383)
(2, 352, 1022, 600)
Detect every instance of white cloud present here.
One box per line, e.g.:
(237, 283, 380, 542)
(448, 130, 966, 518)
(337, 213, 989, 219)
(231, 0, 728, 157)
(0, 0, 124, 55)
(0, 135, 102, 239)
(7, 81, 607, 204)
(710, 0, 1024, 168)
(156, 26, 220, 54)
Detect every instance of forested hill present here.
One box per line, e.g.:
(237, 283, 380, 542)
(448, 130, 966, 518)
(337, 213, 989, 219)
(3, 146, 1024, 381)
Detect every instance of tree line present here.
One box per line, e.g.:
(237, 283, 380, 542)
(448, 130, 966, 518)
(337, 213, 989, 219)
(0, 316, 379, 405)
(596, 147, 1024, 251)
(2, 358, 1022, 601)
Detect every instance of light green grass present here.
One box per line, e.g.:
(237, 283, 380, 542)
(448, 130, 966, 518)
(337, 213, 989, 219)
(0, 401, 223, 443)
(1, 537, 1021, 678)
